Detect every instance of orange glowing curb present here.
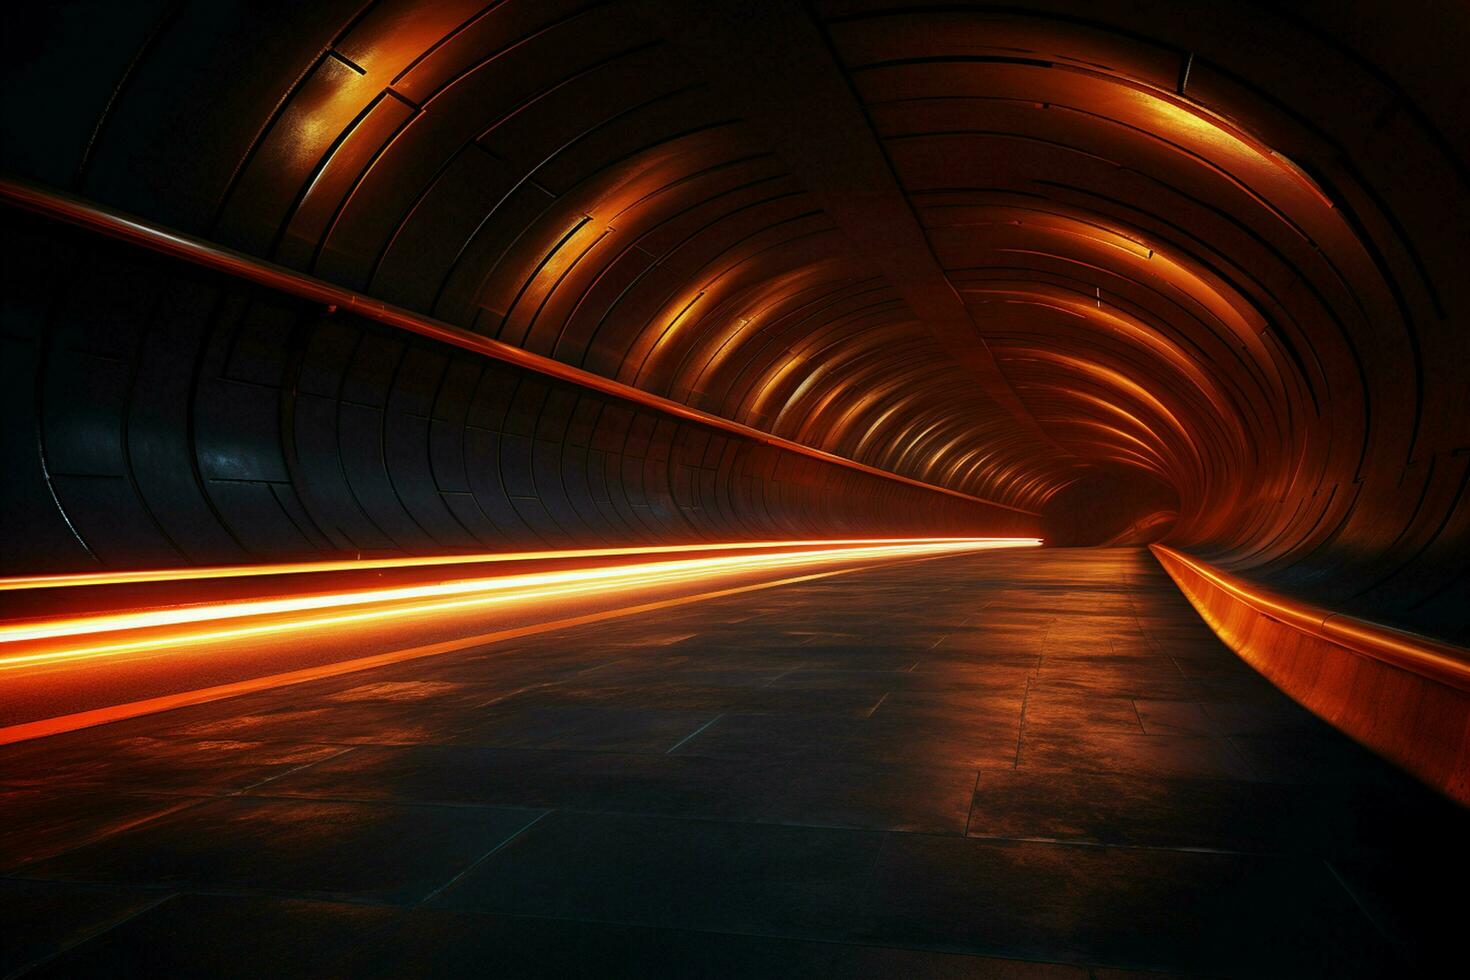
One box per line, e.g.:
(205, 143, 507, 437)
(1151, 545, 1470, 692)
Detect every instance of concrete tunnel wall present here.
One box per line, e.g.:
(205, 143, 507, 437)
(1, 1, 1467, 646)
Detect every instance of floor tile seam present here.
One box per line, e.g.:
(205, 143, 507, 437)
(983, 753, 1296, 784)
(216, 791, 554, 815)
(27, 736, 474, 754)
(961, 768, 984, 837)
(407, 860, 1330, 971)
(842, 814, 899, 936)
(472, 681, 568, 709)
(3, 787, 216, 803)
(0, 793, 221, 877)
(771, 667, 989, 678)
(710, 813, 974, 837)
(228, 745, 363, 796)
(409, 903, 1101, 972)
(1321, 857, 1402, 952)
(1011, 675, 1035, 769)
(1120, 565, 1163, 659)
(7, 796, 562, 890)
(417, 809, 553, 907)
(0, 876, 418, 910)
(1164, 653, 1195, 683)
(158, 736, 477, 752)
(8, 784, 550, 820)
(760, 664, 809, 687)
(9, 885, 408, 977)
(0, 781, 220, 799)
(1128, 698, 1148, 734)
(0, 733, 361, 761)
(664, 713, 727, 754)
(94, 719, 793, 758)
(88, 795, 959, 842)
(252, 879, 421, 973)
(179, 731, 1002, 761)
(314, 803, 1296, 856)
(1220, 734, 1270, 780)
(959, 831, 1306, 857)
(241, 740, 1001, 776)
(446, 739, 766, 760)
(2, 888, 178, 980)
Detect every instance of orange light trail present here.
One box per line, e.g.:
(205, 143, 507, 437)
(0, 537, 1024, 591)
(0, 538, 1040, 670)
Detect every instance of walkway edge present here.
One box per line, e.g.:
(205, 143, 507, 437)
(1151, 544, 1470, 805)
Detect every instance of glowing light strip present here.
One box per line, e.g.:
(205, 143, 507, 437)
(0, 538, 1040, 670)
(0, 561, 915, 746)
(0, 537, 1024, 591)
(1152, 544, 1470, 691)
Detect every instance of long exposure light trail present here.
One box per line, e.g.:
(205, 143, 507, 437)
(0, 538, 1039, 671)
(0, 537, 1028, 591)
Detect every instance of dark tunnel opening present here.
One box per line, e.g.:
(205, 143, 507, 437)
(1, 2, 1467, 975)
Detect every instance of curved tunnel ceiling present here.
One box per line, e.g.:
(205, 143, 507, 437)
(2, 0, 1467, 642)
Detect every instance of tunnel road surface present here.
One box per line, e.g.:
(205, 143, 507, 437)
(1, 548, 1463, 977)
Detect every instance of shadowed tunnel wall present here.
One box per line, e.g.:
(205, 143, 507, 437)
(1, 208, 1038, 570)
(2, 1, 1468, 653)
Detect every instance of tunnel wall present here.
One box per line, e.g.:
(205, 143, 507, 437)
(800, 1, 1470, 645)
(0, 0, 1466, 648)
(0, 213, 1037, 574)
(0, 0, 1067, 523)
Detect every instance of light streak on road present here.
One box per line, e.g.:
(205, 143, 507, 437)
(0, 537, 1028, 591)
(0, 538, 1040, 671)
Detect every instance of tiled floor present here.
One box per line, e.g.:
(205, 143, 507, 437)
(1, 549, 1463, 977)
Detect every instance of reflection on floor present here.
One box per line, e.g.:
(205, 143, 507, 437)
(1, 549, 1462, 977)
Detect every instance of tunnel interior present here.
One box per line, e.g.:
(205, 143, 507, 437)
(1, 1, 1468, 975)
(5, 0, 1468, 643)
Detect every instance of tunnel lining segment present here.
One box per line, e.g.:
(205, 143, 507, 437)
(632, 0, 1070, 461)
(0, 175, 1037, 518)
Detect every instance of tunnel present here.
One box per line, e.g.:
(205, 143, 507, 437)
(1, 1, 1467, 976)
